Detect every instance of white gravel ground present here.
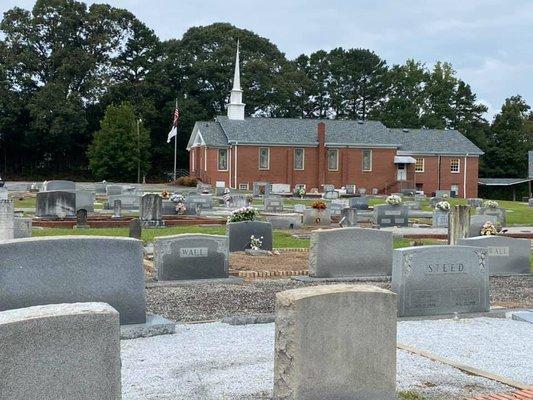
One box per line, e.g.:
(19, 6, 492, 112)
(398, 317, 533, 386)
(121, 317, 532, 399)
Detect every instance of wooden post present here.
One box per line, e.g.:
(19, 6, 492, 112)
(448, 205, 471, 245)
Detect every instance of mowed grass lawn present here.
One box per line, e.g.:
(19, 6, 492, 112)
(33, 225, 444, 249)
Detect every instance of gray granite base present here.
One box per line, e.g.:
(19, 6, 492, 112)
(146, 276, 244, 288)
(292, 275, 391, 283)
(120, 314, 176, 340)
(506, 310, 533, 324)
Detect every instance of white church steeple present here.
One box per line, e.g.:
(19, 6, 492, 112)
(227, 40, 245, 120)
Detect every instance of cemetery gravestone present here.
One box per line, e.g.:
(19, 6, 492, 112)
(358, 187, 367, 196)
(271, 183, 291, 194)
(230, 194, 248, 208)
(372, 188, 379, 195)
(448, 205, 471, 245)
(469, 214, 497, 237)
(106, 185, 123, 196)
(329, 200, 347, 215)
(405, 201, 421, 210)
(432, 209, 449, 228)
(36, 191, 76, 218)
(391, 245, 490, 317)
(184, 195, 213, 215)
(253, 181, 270, 197)
(323, 184, 335, 193)
(435, 190, 451, 197)
(339, 208, 357, 227)
(264, 197, 284, 212)
(43, 180, 75, 192)
(374, 204, 409, 227)
(264, 213, 302, 229)
(155, 234, 228, 280)
(107, 194, 140, 210)
(0, 302, 121, 400)
(75, 209, 89, 229)
(349, 196, 369, 210)
(309, 227, 392, 278)
(227, 220, 273, 252)
(529, 198, 533, 207)
(0, 199, 15, 240)
(0, 236, 146, 324)
(129, 218, 142, 240)
(196, 183, 212, 194)
(112, 199, 122, 218)
(14, 217, 32, 239)
(76, 190, 95, 213)
(274, 285, 397, 400)
(429, 197, 442, 208)
(477, 207, 507, 226)
(215, 181, 226, 196)
(458, 236, 530, 275)
(94, 181, 109, 195)
(345, 184, 356, 195)
(0, 187, 7, 200)
(303, 208, 331, 227)
(161, 200, 177, 215)
(323, 190, 339, 200)
(140, 194, 164, 227)
(467, 198, 483, 208)
(294, 204, 306, 213)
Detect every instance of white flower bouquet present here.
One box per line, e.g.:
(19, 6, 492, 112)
(385, 194, 402, 206)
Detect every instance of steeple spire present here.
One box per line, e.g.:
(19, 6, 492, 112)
(227, 40, 245, 120)
(232, 40, 241, 91)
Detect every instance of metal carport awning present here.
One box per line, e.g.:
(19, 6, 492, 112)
(394, 156, 416, 164)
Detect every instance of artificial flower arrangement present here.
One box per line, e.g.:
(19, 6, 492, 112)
(161, 190, 170, 199)
(311, 200, 327, 210)
(250, 235, 263, 250)
(435, 201, 451, 212)
(483, 200, 499, 209)
(294, 187, 306, 198)
(228, 206, 258, 223)
(170, 193, 184, 203)
(385, 194, 402, 206)
(480, 221, 498, 236)
(175, 203, 187, 215)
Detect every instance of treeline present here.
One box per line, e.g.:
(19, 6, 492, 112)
(0, 0, 531, 180)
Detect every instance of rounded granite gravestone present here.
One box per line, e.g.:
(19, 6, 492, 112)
(75, 209, 89, 229)
(42, 180, 76, 192)
(155, 234, 229, 280)
(391, 245, 490, 317)
(0, 236, 146, 325)
(0, 302, 121, 400)
(227, 220, 273, 252)
(274, 285, 397, 400)
(129, 218, 142, 240)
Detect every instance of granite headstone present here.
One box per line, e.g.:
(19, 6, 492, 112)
(392, 245, 490, 317)
(155, 234, 228, 280)
(227, 220, 273, 252)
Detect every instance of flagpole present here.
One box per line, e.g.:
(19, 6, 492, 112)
(173, 98, 178, 181)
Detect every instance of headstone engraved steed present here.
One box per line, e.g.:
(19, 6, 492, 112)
(391, 245, 489, 317)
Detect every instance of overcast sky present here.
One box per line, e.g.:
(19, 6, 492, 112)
(2, 0, 532, 120)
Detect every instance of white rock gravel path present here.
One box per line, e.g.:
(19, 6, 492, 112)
(121, 318, 531, 400)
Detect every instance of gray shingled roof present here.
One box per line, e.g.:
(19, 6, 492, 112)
(189, 116, 484, 155)
(389, 128, 484, 155)
(478, 178, 532, 186)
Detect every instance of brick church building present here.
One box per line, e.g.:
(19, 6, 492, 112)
(187, 45, 483, 198)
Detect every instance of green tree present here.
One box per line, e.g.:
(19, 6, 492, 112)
(484, 96, 532, 177)
(373, 59, 427, 128)
(88, 102, 150, 181)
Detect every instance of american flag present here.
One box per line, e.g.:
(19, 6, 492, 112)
(172, 107, 180, 126)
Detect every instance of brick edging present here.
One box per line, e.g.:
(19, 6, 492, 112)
(230, 270, 309, 278)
